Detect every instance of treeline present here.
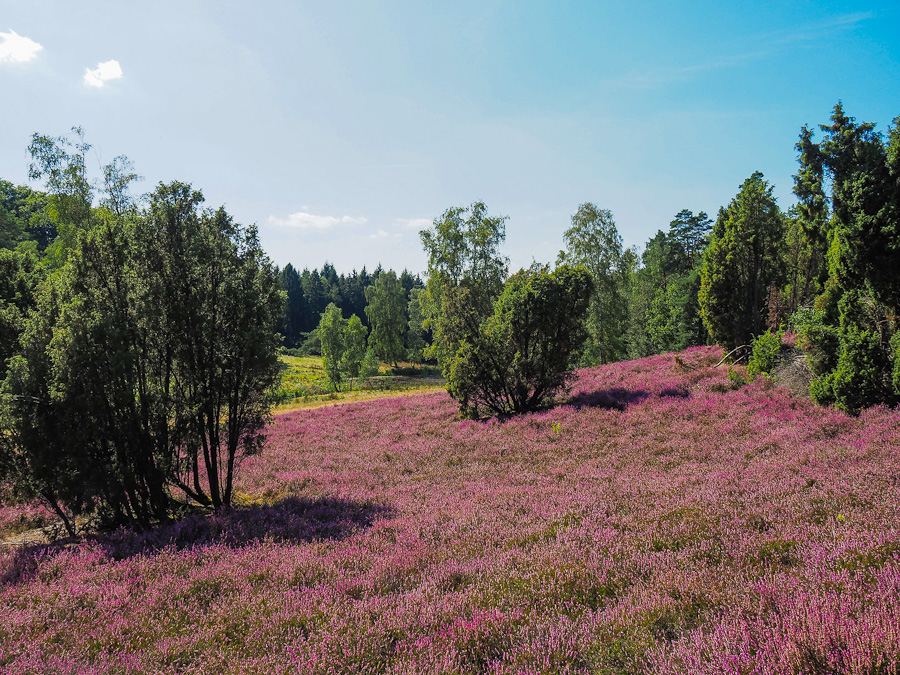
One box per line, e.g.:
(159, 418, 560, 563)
(276, 263, 423, 351)
(555, 204, 712, 366)
(417, 103, 899, 417)
(552, 102, 899, 414)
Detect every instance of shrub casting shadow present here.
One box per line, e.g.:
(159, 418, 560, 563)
(566, 387, 652, 411)
(2, 496, 391, 583)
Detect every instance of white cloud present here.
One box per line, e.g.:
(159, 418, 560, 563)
(268, 212, 367, 230)
(83, 59, 123, 87)
(369, 228, 403, 240)
(0, 29, 43, 64)
(395, 217, 432, 230)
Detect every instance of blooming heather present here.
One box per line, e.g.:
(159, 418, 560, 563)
(1, 346, 899, 673)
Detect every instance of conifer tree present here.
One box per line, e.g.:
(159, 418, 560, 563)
(699, 172, 785, 352)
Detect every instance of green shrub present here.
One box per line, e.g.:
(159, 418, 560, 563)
(892, 331, 900, 398)
(812, 325, 893, 414)
(791, 305, 839, 376)
(445, 264, 593, 419)
(747, 329, 784, 379)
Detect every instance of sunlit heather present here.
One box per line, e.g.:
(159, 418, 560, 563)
(2, 346, 899, 673)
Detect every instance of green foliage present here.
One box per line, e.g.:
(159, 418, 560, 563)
(0, 243, 43, 375)
(793, 104, 900, 414)
(360, 348, 381, 380)
(342, 314, 368, 383)
(318, 303, 347, 391)
(365, 270, 407, 366)
(27, 127, 93, 229)
(558, 204, 630, 364)
(1, 159, 283, 529)
(747, 329, 784, 379)
(0, 181, 54, 251)
(699, 172, 785, 352)
(444, 264, 593, 419)
(406, 287, 427, 364)
(811, 324, 892, 413)
(726, 366, 751, 388)
(420, 202, 509, 379)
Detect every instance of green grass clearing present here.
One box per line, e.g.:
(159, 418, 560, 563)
(274, 354, 445, 412)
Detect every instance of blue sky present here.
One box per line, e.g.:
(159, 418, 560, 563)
(2, 0, 898, 274)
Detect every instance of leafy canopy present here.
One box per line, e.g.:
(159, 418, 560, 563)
(445, 264, 593, 419)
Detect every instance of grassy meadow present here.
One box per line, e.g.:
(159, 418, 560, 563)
(2, 346, 900, 673)
(274, 355, 445, 412)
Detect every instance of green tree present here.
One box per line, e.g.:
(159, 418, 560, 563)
(699, 173, 785, 352)
(0, 192, 27, 250)
(365, 270, 407, 366)
(141, 183, 283, 510)
(342, 314, 368, 387)
(406, 287, 427, 364)
(359, 348, 381, 380)
(445, 265, 593, 419)
(0, 243, 43, 375)
(0, 181, 54, 251)
(26, 127, 95, 266)
(318, 303, 347, 391)
(558, 203, 630, 364)
(793, 103, 900, 412)
(1, 173, 283, 529)
(668, 209, 713, 272)
(420, 202, 508, 376)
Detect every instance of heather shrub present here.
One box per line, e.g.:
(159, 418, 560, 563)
(4, 346, 900, 673)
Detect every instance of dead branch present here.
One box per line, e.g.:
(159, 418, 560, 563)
(713, 345, 751, 368)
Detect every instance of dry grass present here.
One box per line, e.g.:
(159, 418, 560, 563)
(273, 380, 446, 413)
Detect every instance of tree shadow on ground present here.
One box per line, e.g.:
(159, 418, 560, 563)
(1, 496, 391, 584)
(566, 387, 653, 411)
(566, 386, 691, 411)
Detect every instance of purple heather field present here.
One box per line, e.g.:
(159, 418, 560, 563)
(1, 346, 900, 674)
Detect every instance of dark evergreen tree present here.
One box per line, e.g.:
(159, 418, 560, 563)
(278, 263, 306, 347)
(2, 173, 283, 530)
(699, 173, 785, 352)
(794, 103, 900, 412)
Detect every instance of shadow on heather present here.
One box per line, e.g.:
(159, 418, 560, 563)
(1, 496, 391, 583)
(566, 386, 689, 411)
(566, 387, 652, 411)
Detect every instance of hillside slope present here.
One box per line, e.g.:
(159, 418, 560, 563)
(2, 346, 900, 673)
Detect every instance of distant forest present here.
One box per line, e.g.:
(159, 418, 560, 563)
(275, 263, 423, 350)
